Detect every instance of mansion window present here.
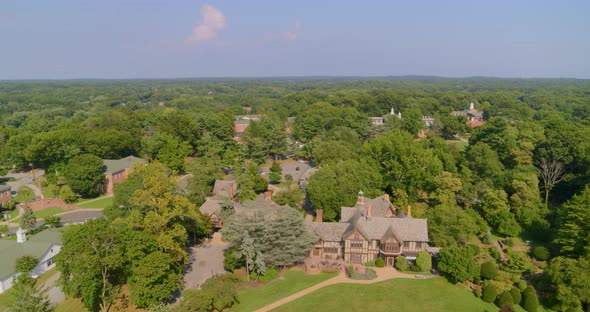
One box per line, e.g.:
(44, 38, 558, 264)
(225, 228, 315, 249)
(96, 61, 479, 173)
(403, 241, 410, 248)
(324, 247, 339, 254)
(416, 242, 422, 249)
(382, 244, 399, 252)
(350, 241, 363, 248)
(351, 254, 362, 263)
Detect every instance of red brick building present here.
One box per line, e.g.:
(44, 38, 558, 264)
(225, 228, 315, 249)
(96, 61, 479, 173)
(0, 185, 12, 204)
(102, 156, 145, 195)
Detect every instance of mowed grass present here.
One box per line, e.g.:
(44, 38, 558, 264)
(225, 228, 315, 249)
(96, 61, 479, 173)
(12, 207, 64, 223)
(446, 139, 469, 151)
(77, 196, 113, 209)
(273, 277, 497, 312)
(230, 270, 337, 312)
(54, 297, 86, 312)
(0, 287, 18, 311)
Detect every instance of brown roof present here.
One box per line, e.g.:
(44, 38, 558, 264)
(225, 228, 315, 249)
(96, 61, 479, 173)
(305, 222, 349, 242)
(213, 180, 235, 198)
(199, 198, 226, 216)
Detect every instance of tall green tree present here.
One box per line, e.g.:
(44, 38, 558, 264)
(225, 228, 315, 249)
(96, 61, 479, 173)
(556, 185, 590, 257)
(19, 205, 37, 232)
(64, 154, 105, 197)
(57, 218, 126, 312)
(8, 274, 52, 312)
(437, 246, 480, 282)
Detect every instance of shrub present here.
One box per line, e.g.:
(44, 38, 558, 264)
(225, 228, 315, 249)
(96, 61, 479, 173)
(395, 256, 408, 271)
(500, 304, 517, 312)
(509, 287, 522, 305)
(346, 265, 355, 278)
(415, 251, 432, 272)
(223, 246, 245, 272)
(482, 231, 492, 244)
(259, 268, 278, 282)
(365, 261, 375, 267)
(466, 244, 481, 256)
(504, 238, 515, 247)
(0, 224, 8, 233)
(16, 256, 37, 273)
(532, 246, 550, 260)
(410, 264, 421, 272)
(490, 247, 501, 261)
(482, 284, 498, 303)
(44, 215, 61, 227)
(496, 291, 514, 308)
(474, 287, 483, 298)
(517, 280, 527, 291)
(375, 257, 384, 268)
(522, 286, 539, 312)
(480, 261, 498, 280)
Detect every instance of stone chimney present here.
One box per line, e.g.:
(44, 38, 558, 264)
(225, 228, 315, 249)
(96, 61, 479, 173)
(315, 210, 323, 223)
(383, 193, 389, 201)
(357, 190, 364, 205)
(407, 205, 412, 218)
(264, 191, 272, 200)
(367, 203, 372, 221)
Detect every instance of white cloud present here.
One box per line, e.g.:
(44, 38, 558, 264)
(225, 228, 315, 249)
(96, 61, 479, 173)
(185, 4, 226, 45)
(285, 19, 301, 41)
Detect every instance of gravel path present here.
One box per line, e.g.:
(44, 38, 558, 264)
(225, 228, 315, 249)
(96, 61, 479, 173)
(42, 271, 65, 305)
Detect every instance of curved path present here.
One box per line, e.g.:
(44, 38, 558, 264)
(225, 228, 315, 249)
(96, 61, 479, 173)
(255, 268, 432, 312)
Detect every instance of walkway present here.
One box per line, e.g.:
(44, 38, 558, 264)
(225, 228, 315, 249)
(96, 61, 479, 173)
(254, 268, 432, 312)
(183, 232, 230, 290)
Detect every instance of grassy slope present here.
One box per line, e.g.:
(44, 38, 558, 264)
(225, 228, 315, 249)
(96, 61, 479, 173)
(77, 196, 113, 209)
(273, 277, 498, 312)
(230, 270, 337, 312)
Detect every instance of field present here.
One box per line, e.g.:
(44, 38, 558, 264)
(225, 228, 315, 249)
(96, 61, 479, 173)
(229, 270, 337, 311)
(77, 196, 113, 209)
(273, 277, 498, 312)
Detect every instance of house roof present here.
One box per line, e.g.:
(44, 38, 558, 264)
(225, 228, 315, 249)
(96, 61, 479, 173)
(305, 222, 349, 242)
(0, 185, 10, 192)
(198, 198, 226, 216)
(212, 180, 235, 198)
(309, 194, 428, 244)
(0, 229, 62, 280)
(103, 156, 145, 174)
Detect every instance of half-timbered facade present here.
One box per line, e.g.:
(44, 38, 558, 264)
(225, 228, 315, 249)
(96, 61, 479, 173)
(306, 192, 431, 267)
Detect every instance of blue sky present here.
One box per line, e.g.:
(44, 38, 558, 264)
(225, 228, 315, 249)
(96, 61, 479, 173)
(1, 0, 589, 79)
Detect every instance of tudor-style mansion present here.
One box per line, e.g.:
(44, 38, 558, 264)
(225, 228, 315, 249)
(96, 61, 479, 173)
(305, 192, 433, 267)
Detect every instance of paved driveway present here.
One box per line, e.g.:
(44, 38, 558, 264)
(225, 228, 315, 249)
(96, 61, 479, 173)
(3, 170, 45, 197)
(183, 232, 230, 289)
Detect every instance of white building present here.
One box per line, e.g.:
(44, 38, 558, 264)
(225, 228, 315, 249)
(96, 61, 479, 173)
(0, 229, 62, 293)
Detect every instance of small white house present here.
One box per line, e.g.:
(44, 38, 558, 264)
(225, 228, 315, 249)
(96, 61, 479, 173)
(0, 229, 62, 293)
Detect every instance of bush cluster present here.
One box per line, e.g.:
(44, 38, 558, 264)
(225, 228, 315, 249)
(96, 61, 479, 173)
(480, 261, 498, 280)
(532, 246, 550, 260)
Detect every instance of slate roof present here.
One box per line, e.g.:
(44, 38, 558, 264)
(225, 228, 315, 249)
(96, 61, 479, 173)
(199, 198, 226, 216)
(307, 194, 428, 244)
(305, 222, 349, 241)
(0, 229, 62, 280)
(103, 156, 145, 174)
(0, 185, 10, 192)
(212, 180, 235, 198)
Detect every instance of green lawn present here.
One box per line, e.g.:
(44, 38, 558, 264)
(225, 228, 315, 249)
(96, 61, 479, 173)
(273, 277, 498, 312)
(54, 297, 86, 312)
(230, 270, 337, 312)
(77, 196, 113, 209)
(12, 207, 64, 223)
(446, 140, 469, 151)
(0, 287, 18, 311)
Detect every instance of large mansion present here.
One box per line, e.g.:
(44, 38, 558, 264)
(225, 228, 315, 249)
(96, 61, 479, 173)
(305, 192, 431, 267)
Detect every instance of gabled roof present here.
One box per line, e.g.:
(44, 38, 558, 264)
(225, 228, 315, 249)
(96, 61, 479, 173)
(0, 229, 62, 280)
(103, 156, 145, 174)
(305, 222, 349, 242)
(199, 198, 226, 216)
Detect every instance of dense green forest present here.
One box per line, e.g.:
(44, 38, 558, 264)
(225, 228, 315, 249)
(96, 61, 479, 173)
(1, 77, 589, 311)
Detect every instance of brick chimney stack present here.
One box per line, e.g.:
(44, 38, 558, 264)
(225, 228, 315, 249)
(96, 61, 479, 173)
(315, 210, 323, 223)
(384, 193, 389, 201)
(264, 191, 272, 200)
(367, 203, 372, 221)
(407, 205, 412, 218)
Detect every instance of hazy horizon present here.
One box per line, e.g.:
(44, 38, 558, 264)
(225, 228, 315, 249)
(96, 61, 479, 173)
(2, 0, 589, 79)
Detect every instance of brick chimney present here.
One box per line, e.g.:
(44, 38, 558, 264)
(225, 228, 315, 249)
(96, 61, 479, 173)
(315, 210, 323, 223)
(407, 205, 412, 218)
(367, 203, 372, 221)
(357, 190, 364, 205)
(383, 193, 389, 201)
(264, 191, 272, 200)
